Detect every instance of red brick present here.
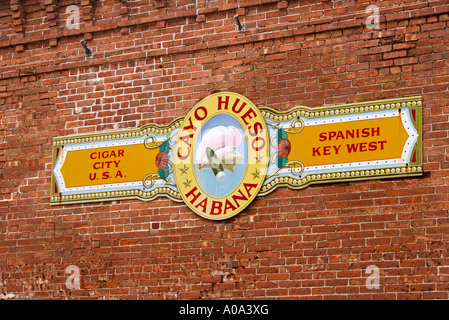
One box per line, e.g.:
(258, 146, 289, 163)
(0, 0, 447, 301)
(278, 1, 288, 9)
(421, 21, 446, 31)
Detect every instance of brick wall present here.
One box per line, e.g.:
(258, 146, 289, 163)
(0, 0, 448, 300)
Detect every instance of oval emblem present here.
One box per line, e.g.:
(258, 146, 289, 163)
(174, 92, 269, 220)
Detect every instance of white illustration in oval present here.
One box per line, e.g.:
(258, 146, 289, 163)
(194, 115, 247, 197)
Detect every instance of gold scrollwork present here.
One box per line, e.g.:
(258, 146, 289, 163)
(265, 160, 304, 181)
(270, 151, 277, 164)
(143, 174, 159, 188)
(144, 135, 159, 149)
(287, 160, 304, 176)
(270, 133, 278, 147)
(167, 161, 174, 174)
(285, 117, 304, 134)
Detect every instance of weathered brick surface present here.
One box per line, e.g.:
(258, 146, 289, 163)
(0, 0, 448, 300)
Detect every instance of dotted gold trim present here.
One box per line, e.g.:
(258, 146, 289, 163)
(259, 166, 423, 196)
(50, 187, 183, 204)
(260, 97, 421, 120)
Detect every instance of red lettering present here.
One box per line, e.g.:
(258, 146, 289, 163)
(359, 142, 367, 152)
(210, 201, 223, 215)
(183, 116, 197, 132)
(194, 106, 207, 121)
(232, 190, 248, 208)
(90, 150, 124, 159)
(248, 122, 263, 137)
(231, 99, 246, 114)
(217, 95, 230, 110)
(347, 141, 386, 153)
(195, 198, 208, 213)
(319, 132, 327, 142)
(319, 127, 382, 142)
(313, 145, 342, 156)
(347, 143, 358, 153)
(223, 199, 237, 215)
(361, 128, 370, 138)
(241, 108, 257, 126)
(177, 133, 193, 160)
(333, 145, 341, 154)
(244, 183, 258, 198)
(115, 170, 123, 178)
(185, 186, 201, 204)
(179, 134, 193, 148)
(251, 137, 266, 152)
(177, 147, 189, 161)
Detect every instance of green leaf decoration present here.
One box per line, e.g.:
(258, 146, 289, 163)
(159, 140, 170, 153)
(158, 167, 169, 181)
(278, 128, 288, 141)
(277, 128, 289, 168)
(278, 156, 288, 169)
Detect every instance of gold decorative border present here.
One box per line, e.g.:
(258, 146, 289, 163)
(259, 96, 423, 196)
(259, 96, 423, 119)
(172, 91, 270, 221)
(258, 165, 423, 196)
(50, 187, 184, 205)
(50, 117, 185, 205)
(50, 95, 424, 207)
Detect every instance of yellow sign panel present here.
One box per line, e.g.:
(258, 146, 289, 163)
(60, 144, 159, 188)
(51, 93, 423, 220)
(289, 116, 409, 167)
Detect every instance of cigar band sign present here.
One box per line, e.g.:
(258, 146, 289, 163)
(51, 92, 423, 220)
